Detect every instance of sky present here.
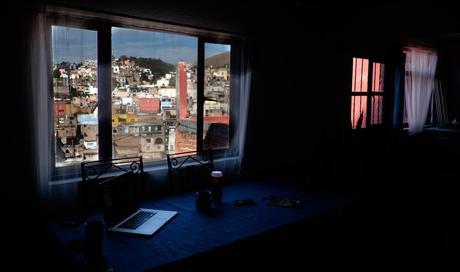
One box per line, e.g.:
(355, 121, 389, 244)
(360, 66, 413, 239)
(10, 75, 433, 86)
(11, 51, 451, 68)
(52, 26, 230, 65)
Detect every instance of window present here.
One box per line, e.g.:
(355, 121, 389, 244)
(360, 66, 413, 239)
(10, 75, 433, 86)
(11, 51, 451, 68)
(52, 26, 98, 167)
(111, 27, 198, 160)
(351, 57, 384, 129)
(203, 43, 231, 150)
(51, 13, 240, 173)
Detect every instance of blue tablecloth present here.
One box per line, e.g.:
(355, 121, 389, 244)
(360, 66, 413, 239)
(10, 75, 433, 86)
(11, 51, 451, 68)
(51, 180, 350, 272)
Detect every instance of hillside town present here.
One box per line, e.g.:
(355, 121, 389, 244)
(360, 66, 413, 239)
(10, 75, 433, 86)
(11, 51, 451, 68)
(53, 53, 230, 167)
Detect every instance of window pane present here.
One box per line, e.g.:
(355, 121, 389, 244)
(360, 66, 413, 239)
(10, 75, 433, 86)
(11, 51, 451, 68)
(371, 95, 383, 125)
(111, 27, 197, 160)
(203, 43, 231, 150)
(372, 62, 384, 92)
(352, 58, 368, 92)
(351, 96, 367, 129)
(370, 62, 384, 125)
(52, 26, 98, 167)
(351, 57, 369, 129)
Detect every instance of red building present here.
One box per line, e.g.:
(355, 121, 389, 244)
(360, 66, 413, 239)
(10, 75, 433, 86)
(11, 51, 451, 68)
(139, 98, 160, 113)
(175, 61, 230, 152)
(176, 61, 188, 120)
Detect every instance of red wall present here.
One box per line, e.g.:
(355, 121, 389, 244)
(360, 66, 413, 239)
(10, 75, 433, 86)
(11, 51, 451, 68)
(177, 62, 188, 120)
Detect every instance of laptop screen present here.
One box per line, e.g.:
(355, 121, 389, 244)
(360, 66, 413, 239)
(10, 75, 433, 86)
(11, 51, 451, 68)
(99, 171, 139, 227)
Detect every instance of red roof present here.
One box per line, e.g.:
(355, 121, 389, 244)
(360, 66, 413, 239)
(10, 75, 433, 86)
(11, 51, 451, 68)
(204, 116, 229, 125)
(139, 98, 160, 113)
(181, 115, 229, 125)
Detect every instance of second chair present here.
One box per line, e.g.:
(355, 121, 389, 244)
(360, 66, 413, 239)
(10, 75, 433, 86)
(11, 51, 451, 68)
(166, 150, 214, 194)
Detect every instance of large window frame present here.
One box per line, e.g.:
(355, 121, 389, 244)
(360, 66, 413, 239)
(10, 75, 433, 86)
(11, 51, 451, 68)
(49, 9, 244, 180)
(350, 56, 385, 129)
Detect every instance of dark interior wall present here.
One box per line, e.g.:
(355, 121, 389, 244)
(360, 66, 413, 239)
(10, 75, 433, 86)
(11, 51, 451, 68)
(45, 0, 251, 34)
(438, 39, 460, 120)
(4, 2, 41, 264)
(5, 3, 44, 217)
(243, 4, 460, 190)
(243, 5, 401, 186)
(243, 6, 353, 182)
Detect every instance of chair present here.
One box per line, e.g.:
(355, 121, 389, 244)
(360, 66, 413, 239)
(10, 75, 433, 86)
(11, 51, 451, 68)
(203, 123, 229, 150)
(166, 150, 214, 193)
(79, 156, 144, 212)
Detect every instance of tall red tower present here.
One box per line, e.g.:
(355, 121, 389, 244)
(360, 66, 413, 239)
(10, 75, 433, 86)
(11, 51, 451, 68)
(176, 61, 188, 120)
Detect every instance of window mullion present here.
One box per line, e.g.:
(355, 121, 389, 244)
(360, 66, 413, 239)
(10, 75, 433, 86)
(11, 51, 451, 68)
(367, 60, 373, 127)
(97, 24, 113, 160)
(197, 38, 205, 151)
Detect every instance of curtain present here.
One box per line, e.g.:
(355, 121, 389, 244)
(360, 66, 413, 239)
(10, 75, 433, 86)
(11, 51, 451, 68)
(27, 12, 53, 208)
(222, 40, 252, 177)
(404, 47, 438, 135)
(236, 41, 252, 175)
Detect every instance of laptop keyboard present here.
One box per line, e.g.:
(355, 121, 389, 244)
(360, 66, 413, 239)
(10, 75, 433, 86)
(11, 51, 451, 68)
(118, 211, 157, 230)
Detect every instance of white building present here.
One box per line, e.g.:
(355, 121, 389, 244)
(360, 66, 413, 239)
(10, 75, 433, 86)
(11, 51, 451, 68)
(212, 67, 229, 80)
(167, 127, 176, 153)
(60, 74, 69, 85)
(158, 88, 176, 98)
(155, 78, 170, 88)
(84, 86, 98, 95)
(161, 97, 173, 112)
(83, 141, 98, 149)
(121, 97, 133, 105)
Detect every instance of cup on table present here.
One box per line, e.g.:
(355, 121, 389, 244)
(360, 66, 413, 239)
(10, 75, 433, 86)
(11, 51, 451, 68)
(195, 191, 212, 212)
(211, 170, 223, 204)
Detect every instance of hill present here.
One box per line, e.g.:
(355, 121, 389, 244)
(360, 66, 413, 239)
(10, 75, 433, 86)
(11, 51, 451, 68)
(120, 56, 175, 76)
(205, 52, 230, 68)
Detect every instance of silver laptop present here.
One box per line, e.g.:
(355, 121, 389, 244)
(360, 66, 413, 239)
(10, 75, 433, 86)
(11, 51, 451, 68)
(99, 171, 177, 235)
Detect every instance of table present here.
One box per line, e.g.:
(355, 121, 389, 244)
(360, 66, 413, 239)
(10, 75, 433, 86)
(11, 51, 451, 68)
(50, 180, 352, 271)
